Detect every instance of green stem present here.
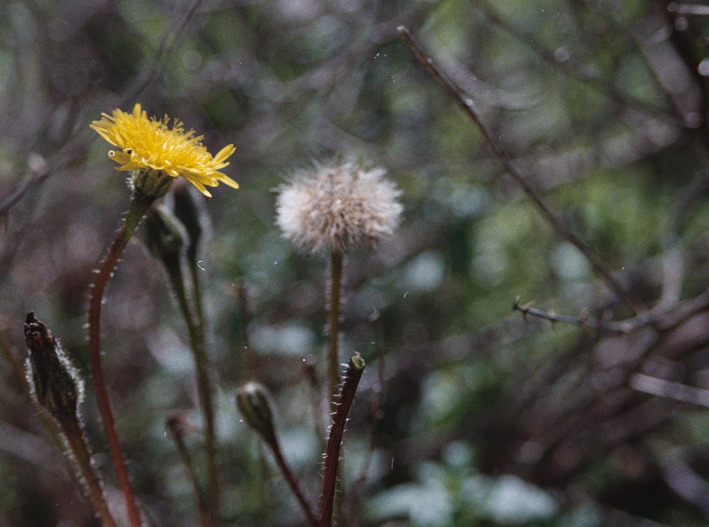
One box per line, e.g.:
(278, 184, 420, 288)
(166, 257, 219, 525)
(88, 192, 154, 527)
(167, 415, 213, 527)
(327, 252, 344, 410)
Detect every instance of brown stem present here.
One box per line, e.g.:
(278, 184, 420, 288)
(266, 435, 319, 527)
(320, 355, 365, 527)
(398, 26, 631, 306)
(88, 194, 154, 527)
(327, 251, 344, 409)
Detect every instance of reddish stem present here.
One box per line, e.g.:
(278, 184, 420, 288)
(267, 435, 319, 527)
(88, 195, 153, 527)
(320, 356, 365, 527)
(327, 251, 344, 410)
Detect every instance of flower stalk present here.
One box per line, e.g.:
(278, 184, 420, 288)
(275, 160, 401, 413)
(89, 103, 238, 527)
(320, 354, 365, 527)
(327, 251, 344, 408)
(171, 187, 221, 522)
(88, 190, 155, 527)
(165, 249, 219, 525)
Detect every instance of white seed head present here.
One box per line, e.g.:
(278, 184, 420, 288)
(276, 161, 403, 254)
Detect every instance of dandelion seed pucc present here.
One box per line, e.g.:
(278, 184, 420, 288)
(90, 103, 238, 197)
(276, 162, 403, 254)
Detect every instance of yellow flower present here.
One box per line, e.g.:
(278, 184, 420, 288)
(90, 104, 237, 197)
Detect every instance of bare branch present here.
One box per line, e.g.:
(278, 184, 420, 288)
(398, 26, 631, 304)
(513, 285, 709, 333)
(630, 373, 709, 407)
(667, 3, 709, 16)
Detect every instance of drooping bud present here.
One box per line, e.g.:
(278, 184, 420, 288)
(236, 382, 276, 444)
(173, 183, 206, 256)
(23, 312, 84, 423)
(142, 205, 186, 262)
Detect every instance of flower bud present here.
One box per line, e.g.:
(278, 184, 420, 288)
(130, 168, 173, 199)
(236, 382, 276, 444)
(142, 206, 186, 262)
(172, 184, 205, 254)
(23, 312, 84, 422)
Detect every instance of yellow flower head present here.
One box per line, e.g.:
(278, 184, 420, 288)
(90, 104, 237, 197)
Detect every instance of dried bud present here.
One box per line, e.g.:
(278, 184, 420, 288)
(276, 161, 403, 254)
(236, 382, 276, 444)
(142, 205, 186, 262)
(23, 312, 84, 422)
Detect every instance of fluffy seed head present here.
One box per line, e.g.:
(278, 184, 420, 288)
(276, 161, 403, 254)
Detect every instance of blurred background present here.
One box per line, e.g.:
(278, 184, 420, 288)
(1, 0, 708, 526)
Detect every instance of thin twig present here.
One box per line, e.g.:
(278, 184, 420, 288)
(167, 414, 213, 527)
(513, 285, 709, 333)
(320, 355, 365, 527)
(667, 2, 709, 15)
(478, 3, 678, 123)
(630, 373, 709, 407)
(398, 26, 630, 304)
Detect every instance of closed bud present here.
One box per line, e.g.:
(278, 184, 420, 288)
(173, 184, 205, 254)
(130, 168, 173, 199)
(236, 382, 276, 444)
(142, 205, 186, 262)
(23, 312, 84, 422)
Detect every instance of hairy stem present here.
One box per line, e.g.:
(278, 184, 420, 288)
(320, 355, 365, 527)
(63, 413, 119, 527)
(327, 251, 344, 409)
(88, 193, 154, 527)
